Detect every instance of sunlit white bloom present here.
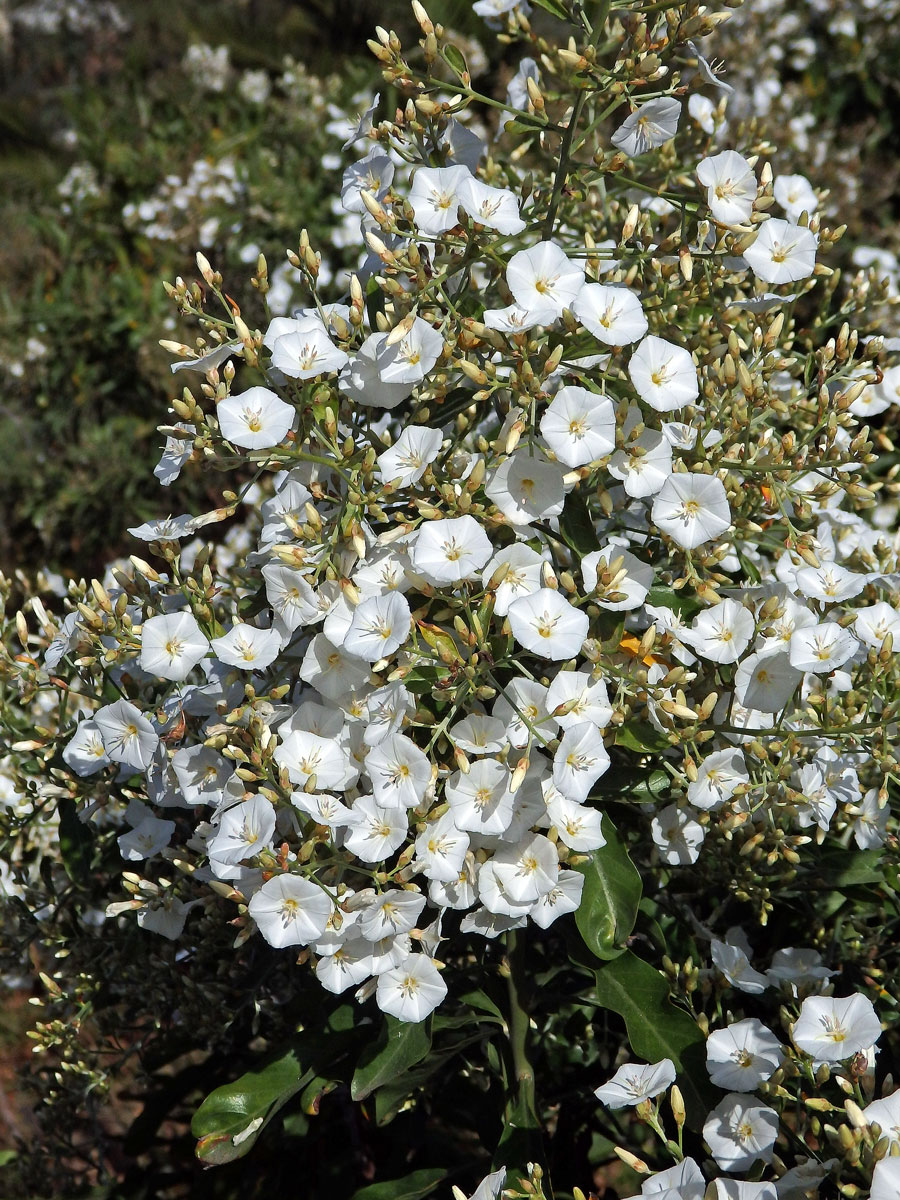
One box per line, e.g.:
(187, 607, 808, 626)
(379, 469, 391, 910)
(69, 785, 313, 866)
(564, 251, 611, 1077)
(343, 592, 411, 661)
(544, 787, 606, 851)
(136, 894, 194, 940)
(794, 562, 867, 603)
(734, 647, 801, 712)
(363, 683, 413, 747)
(609, 428, 673, 498)
(412, 515, 493, 584)
(128, 514, 196, 541)
(493, 678, 550, 748)
(685, 599, 755, 664)
(316, 937, 374, 994)
(446, 758, 515, 835)
(376, 317, 444, 384)
(376, 954, 447, 1022)
(490, 834, 559, 904)
(703, 1094, 778, 1170)
(711, 938, 769, 994)
(262, 563, 320, 634)
(854, 601, 900, 649)
(546, 670, 612, 730)
(743, 219, 817, 284)
(530, 870, 584, 928)
(697, 151, 756, 224)
(507, 588, 589, 660)
(482, 302, 559, 332)
(292, 790, 353, 829)
(486, 449, 565, 525)
(275, 729, 350, 791)
(611, 97, 681, 156)
(715, 1182, 776, 1200)
(871, 1157, 900, 1200)
(172, 744, 231, 806)
(789, 621, 858, 673)
(208, 795, 276, 866)
(688, 93, 718, 133)
(211, 623, 281, 671)
(217, 386, 294, 449)
(552, 722, 610, 802)
(650, 805, 705, 864)
(366, 733, 432, 809)
(415, 810, 470, 882)
(154, 421, 193, 486)
(506, 241, 584, 316)
(706, 1019, 783, 1091)
(343, 794, 408, 862)
(792, 994, 881, 1061)
(863, 1090, 900, 1145)
(594, 1059, 676, 1109)
(505, 55, 538, 108)
(773, 173, 817, 223)
(629, 1159, 705, 1200)
(482, 543, 547, 616)
(450, 712, 508, 756)
(851, 365, 900, 418)
(652, 473, 731, 548)
(95, 700, 159, 772)
(573, 283, 647, 346)
(629, 335, 699, 412)
(540, 385, 616, 467)
(852, 787, 890, 850)
(408, 164, 472, 235)
(359, 890, 427, 942)
(63, 719, 111, 777)
(341, 147, 394, 214)
(118, 814, 175, 862)
(299, 634, 370, 701)
(457, 175, 526, 234)
(340, 332, 416, 409)
(248, 874, 334, 948)
(689, 747, 748, 811)
(270, 326, 349, 380)
(376, 425, 443, 487)
(582, 544, 654, 611)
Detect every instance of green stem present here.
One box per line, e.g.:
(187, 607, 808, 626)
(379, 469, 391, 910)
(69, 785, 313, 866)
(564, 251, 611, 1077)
(506, 930, 536, 1115)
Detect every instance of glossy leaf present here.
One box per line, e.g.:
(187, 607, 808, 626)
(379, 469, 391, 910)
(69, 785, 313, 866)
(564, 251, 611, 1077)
(590, 951, 712, 1126)
(574, 816, 642, 960)
(350, 1167, 446, 1200)
(614, 719, 670, 754)
(351, 1015, 432, 1101)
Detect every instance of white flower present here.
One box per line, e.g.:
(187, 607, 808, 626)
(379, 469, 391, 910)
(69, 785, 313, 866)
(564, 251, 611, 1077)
(248, 874, 334, 948)
(343, 592, 411, 661)
(154, 421, 193, 486)
(582, 544, 654, 611)
(446, 758, 515, 835)
(788, 621, 858, 673)
(650, 805, 705, 865)
(546, 669, 612, 730)
(652, 473, 731, 549)
(697, 151, 756, 224)
(544, 787, 606, 851)
(506, 241, 584, 316)
(552, 721, 610, 802)
(359, 890, 427, 941)
(684, 599, 755, 664)
(262, 563, 320, 634)
(270, 327, 349, 380)
(540, 385, 616, 467)
(706, 1018, 783, 1091)
(794, 563, 867, 603)
(689, 93, 718, 134)
(217, 386, 294, 449)
(376, 426, 443, 486)
(457, 175, 526, 234)
(343, 795, 408, 862)
(703, 1093, 778, 1170)
(366, 733, 432, 809)
(593, 1059, 676, 1109)
(274, 729, 350, 791)
(207, 795, 276, 866)
(375, 317, 444, 384)
(609, 428, 673, 499)
(489, 834, 559, 904)
(507, 588, 589, 660)
(743, 219, 817, 284)
(573, 284, 647, 346)
(316, 938, 374, 994)
(505, 55, 538, 108)
(483, 302, 558, 332)
(530, 870, 584, 928)
(715, 1182, 776, 1200)
(412, 515, 493, 585)
(118, 814, 175, 861)
(712, 938, 769, 994)
(128, 514, 196, 541)
(415, 810, 470, 882)
(734, 648, 801, 712)
(854, 601, 900, 649)
(341, 147, 394, 214)
(172, 744, 231, 805)
(485, 449, 565, 526)
(482, 543, 547, 616)
(62, 720, 110, 777)
(688, 748, 748, 811)
(211, 623, 281, 671)
(851, 365, 900, 418)
(863, 1090, 900, 1145)
(629, 335, 699, 412)
(611, 97, 681, 156)
(140, 611, 209, 681)
(340, 333, 416, 409)
(300, 634, 370, 701)
(408, 165, 472, 235)
(773, 173, 818, 223)
(95, 700, 159, 772)
(633, 1159, 705, 1200)
(376, 954, 447, 1022)
(450, 712, 507, 756)
(792, 994, 881, 1061)
(852, 787, 890, 850)
(871, 1158, 900, 1200)
(463, 1169, 507, 1200)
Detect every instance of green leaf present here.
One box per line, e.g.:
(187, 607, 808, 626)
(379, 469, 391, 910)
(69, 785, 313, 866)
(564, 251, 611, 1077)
(351, 1015, 432, 1101)
(192, 1046, 311, 1165)
(350, 1168, 446, 1200)
(494, 1087, 544, 1186)
(590, 951, 712, 1127)
(58, 796, 93, 884)
(559, 491, 599, 557)
(646, 586, 702, 620)
(614, 720, 670, 754)
(443, 44, 469, 81)
(574, 817, 642, 960)
(0, 1149, 17, 1166)
(529, 0, 571, 18)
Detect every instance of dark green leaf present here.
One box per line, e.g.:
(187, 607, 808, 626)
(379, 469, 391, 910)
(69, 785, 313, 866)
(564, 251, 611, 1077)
(559, 491, 599, 557)
(443, 44, 469, 81)
(350, 1168, 446, 1200)
(645, 586, 702, 620)
(574, 816, 642, 960)
(815, 848, 885, 887)
(192, 1046, 311, 1164)
(529, 0, 571, 18)
(590, 952, 712, 1127)
(351, 1015, 432, 1101)
(494, 1088, 544, 1185)
(614, 720, 670, 753)
(58, 796, 93, 884)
